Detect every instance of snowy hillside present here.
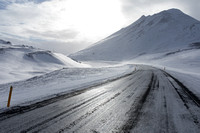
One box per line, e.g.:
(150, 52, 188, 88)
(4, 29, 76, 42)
(0, 40, 88, 84)
(69, 9, 200, 61)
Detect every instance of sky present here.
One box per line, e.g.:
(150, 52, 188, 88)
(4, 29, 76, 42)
(0, 0, 200, 55)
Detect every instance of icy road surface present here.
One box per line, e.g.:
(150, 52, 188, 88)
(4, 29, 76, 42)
(0, 66, 200, 133)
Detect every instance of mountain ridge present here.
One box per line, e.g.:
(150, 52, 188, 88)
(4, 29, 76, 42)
(69, 8, 200, 61)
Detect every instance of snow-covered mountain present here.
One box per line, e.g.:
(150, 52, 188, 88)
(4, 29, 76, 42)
(69, 9, 200, 61)
(0, 40, 88, 84)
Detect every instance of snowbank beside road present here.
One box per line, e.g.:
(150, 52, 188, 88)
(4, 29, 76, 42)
(0, 65, 135, 111)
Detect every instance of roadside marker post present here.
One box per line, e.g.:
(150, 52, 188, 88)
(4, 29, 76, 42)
(7, 86, 13, 107)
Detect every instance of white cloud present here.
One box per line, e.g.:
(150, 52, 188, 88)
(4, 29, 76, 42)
(0, 0, 126, 54)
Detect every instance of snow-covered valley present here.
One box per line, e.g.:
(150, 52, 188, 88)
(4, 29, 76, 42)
(0, 8, 200, 133)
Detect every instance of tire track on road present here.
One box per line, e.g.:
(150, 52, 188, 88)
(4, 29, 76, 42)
(119, 72, 155, 132)
(164, 71, 200, 127)
(57, 77, 137, 133)
(20, 91, 108, 133)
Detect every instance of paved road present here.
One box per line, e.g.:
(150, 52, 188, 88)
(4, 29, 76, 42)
(0, 66, 200, 133)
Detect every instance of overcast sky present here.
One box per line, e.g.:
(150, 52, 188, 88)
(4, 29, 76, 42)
(0, 0, 200, 55)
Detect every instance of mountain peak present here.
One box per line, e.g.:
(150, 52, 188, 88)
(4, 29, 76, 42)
(144, 8, 199, 26)
(162, 8, 183, 14)
(154, 8, 185, 19)
(136, 9, 183, 22)
(70, 9, 200, 61)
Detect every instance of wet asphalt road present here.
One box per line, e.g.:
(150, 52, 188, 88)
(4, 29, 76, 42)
(0, 66, 200, 133)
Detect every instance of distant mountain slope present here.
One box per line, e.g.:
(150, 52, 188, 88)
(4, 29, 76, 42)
(69, 9, 200, 61)
(0, 40, 88, 84)
(0, 39, 11, 45)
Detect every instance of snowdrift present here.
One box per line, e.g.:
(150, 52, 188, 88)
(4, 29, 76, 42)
(0, 40, 88, 84)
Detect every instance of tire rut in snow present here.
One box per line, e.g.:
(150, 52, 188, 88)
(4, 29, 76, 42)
(119, 72, 155, 132)
(164, 72, 200, 107)
(164, 71, 200, 126)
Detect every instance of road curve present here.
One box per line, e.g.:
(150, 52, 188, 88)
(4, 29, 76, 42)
(0, 66, 200, 133)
